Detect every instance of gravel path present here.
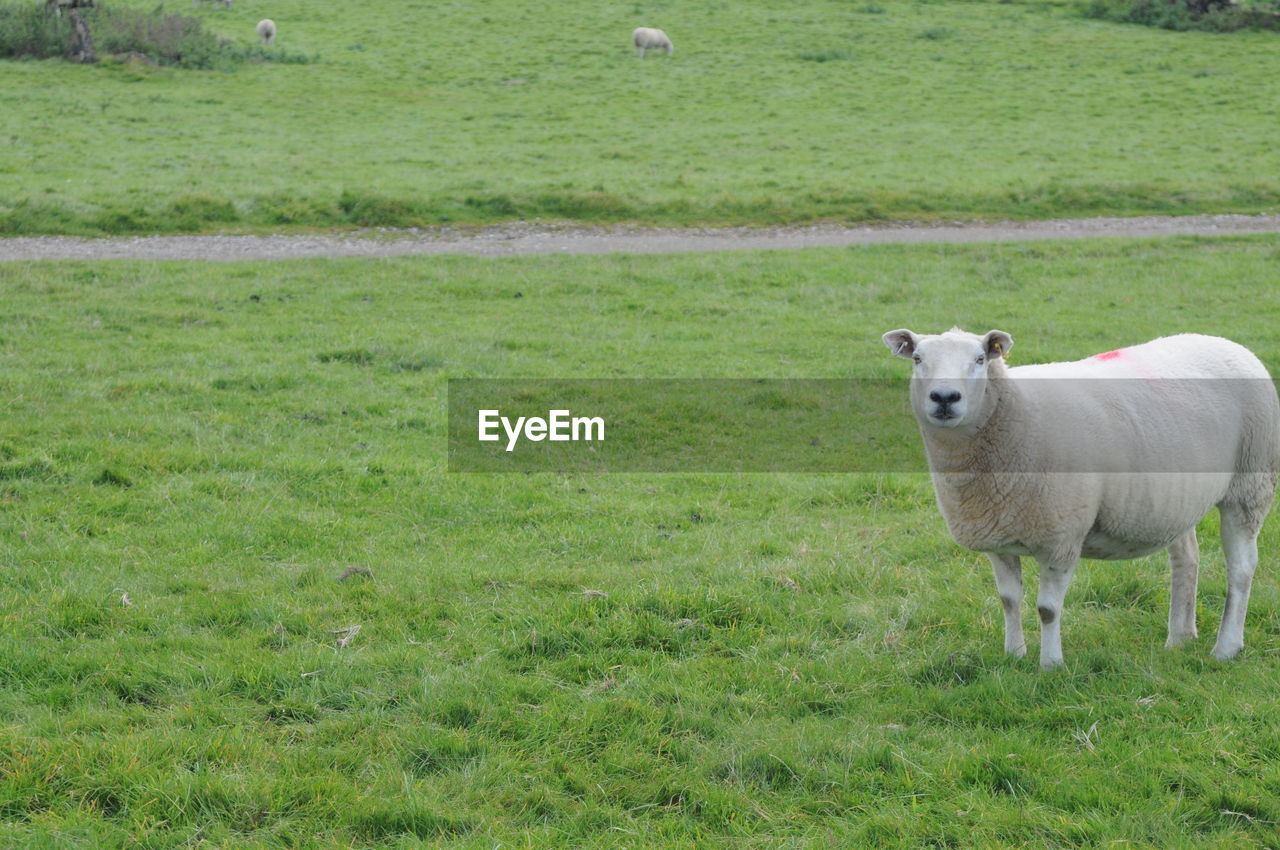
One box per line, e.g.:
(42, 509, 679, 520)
(2, 214, 1279, 261)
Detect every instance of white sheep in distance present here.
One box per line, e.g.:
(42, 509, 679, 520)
(882, 328, 1279, 669)
(632, 27, 673, 58)
(257, 19, 276, 46)
(193, 0, 232, 9)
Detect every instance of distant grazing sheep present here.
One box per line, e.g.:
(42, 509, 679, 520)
(257, 19, 276, 46)
(193, 0, 232, 9)
(632, 27, 673, 58)
(883, 327, 1279, 669)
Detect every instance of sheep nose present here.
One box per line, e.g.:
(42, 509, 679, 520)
(929, 389, 962, 406)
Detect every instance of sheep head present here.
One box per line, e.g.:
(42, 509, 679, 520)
(883, 327, 1013, 429)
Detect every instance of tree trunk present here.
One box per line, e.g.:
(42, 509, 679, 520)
(67, 8, 96, 63)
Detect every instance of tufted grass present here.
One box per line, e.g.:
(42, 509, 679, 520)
(1, 234, 1280, 845)
(1, 0, 1279, 234)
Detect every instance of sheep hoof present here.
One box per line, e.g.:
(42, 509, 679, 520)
(1164, 632, 1196, 649)
(1211, 642, 1243, 661)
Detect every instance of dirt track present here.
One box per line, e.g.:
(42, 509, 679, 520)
(2, 214, 1279, 261)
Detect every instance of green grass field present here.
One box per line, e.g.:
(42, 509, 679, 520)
(3, 235, 1280, 846)
(3, 0, 1280, 234)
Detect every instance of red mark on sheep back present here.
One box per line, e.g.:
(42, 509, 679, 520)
(1094, 349, 1123, 361)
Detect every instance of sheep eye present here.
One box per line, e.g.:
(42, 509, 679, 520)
(976, 355, 986, 365)
(912, 355, 922, 364)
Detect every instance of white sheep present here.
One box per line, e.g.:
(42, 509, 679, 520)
(632, 27, 673, 58)
(883, 328, 1279, 669)
(257, 19, 276, 46)
(192, 0, 232, 9)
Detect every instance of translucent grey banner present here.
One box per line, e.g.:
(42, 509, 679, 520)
(447, 379, 1280, 473)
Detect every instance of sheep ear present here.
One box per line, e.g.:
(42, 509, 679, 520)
(984, 330, 1013, 359)
(882, 329, 918, 359)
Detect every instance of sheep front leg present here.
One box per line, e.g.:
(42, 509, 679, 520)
(1166, 529, 1199, 647)
(1036, 558, 1079, 669)
(1213, 504, 1261, 661)
(989, 553, 1025, 657)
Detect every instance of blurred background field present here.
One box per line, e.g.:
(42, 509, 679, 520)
(2, 0, 1279, 233)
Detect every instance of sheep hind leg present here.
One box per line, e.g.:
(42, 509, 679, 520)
(989, 553, 1025, 658)
(1212, 503, 1263, 661)
(1165, 528, 1199, 648)
(1035, 557, 1079, 670)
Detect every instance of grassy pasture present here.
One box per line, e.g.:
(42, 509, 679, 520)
(2, 236, 1280, 845)
(2, 0, 1280, 234)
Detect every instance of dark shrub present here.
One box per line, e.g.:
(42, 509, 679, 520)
(0, 2, 67, 59)
(1082, 0, 1279, 31)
